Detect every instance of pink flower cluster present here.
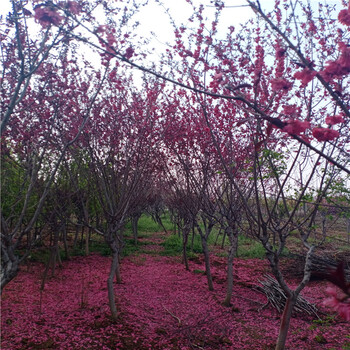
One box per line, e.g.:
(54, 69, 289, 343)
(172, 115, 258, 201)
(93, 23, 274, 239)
(325, 115, 344, 126)
(322, 43, 350, 80)
(312, 128, 340, 142)
(66, 1, 81, 15)
(294, 68, 317, 86)
(323, 286, 350, 321)
(34, 7, 63, 27)
(282, 119, 310, 136)
(338, 7, 350, 26)
(124, 47, 134, 59)
(270, 78, 293, 92)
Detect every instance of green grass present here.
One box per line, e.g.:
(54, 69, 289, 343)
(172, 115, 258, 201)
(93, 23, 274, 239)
(72, 236, 154, 258)
(237, 235, 266, 259)
(236, 235, 290, 259)
(124, 213, 174, 234)
(161, 233, 203, 256)
(161, 232, 273, 259)
(26, 248, 54, 264)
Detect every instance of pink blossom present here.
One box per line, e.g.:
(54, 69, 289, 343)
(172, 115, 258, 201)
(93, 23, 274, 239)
(338, 9, 350, 26)
(294, 68, 317, 86)
(338, 45, 350, 71)
(270, 78, 293, 92)
(338, 303, 350, 321)
(282, 119, 310, 135)
(276, 48, 286, 58)
(125, 47, 134, 59)
(213, 72, 223, 81)
(283, 105, 297, 116)
(312, 127, 339, 141)
(323, 286, 350, 321)
(308, 21, 317, 34)
(322, 44, 350, 79)
(323, 61, 343, 76)
(34, 7, 63, 27)
(325, 115, 344, 126)
(66, 1, 81, 15)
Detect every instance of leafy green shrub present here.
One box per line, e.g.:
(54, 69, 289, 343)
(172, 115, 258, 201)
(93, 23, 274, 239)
(161, 233, 203, 256)
(161, 234, 183, 256)
(124, 213, 174, 234)
(236, 235, 265, 258)
(236, 235, 289, 259)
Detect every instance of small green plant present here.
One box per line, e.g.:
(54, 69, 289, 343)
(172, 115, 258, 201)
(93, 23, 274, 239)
(309, 314, 336, 331)
(236, 235, 289, 259)
(161, 233, 204, 256)
(89, 240, 111, 256)
(237, 236, 266, 259)
(343, 335, 350, 350)
(124, 213, 174, 235)
(314, 334, 327, 344)
(161, 234, 183, 256)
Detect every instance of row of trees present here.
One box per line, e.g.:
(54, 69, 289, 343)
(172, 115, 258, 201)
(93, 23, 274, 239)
(1, 0, 349, 349)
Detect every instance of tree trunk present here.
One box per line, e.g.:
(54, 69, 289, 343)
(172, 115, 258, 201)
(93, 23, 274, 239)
(1, 244, 19, 294)
(85, 227, 90, 256)
(191, 225, 196, 251)
(80, 226, 85, 248)
(132, 214, 140, 245)
(223, 227, 238, 306)
(221, 229, 227, 249)
(115, 250, 122, 284)
(182, 224, 190, 271)
(73, 224, 79, 249)
(201, 238, 214, 291)
(41, 248, 54, 290)
(275, 295, 296, 350)
(62, 224, 70, 260)
(107, 247, 119, 320)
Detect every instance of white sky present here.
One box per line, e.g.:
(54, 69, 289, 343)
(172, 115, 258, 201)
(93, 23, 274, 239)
(1, 0, 343, 57)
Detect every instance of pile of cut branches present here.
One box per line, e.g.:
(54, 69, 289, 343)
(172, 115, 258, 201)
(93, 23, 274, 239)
(284, 254, 350, 281)
(256, 275, 319, 318)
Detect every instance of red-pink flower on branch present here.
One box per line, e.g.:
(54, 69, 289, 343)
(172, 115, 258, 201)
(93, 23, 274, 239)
(322, 43, 350, 79)
(276, 48, 286, 58)
(294, 68, 317, 86)
(338, 303, 350, 321)
(312, 127, 339, 141)
(283, 104, 298, 116)
(338, 9, 350, 26)
(282, 119, 310, 135)
(270, 78, 293, 92)
(338, 44, 350, 70)
(125, 47, 134, 59)
(323, 286, 350, 321)
(184, 50, 193, 57)
(325, 115, 344, 126)
(213, 72, 223, 81)
(34, 7, 63, 27)
(66, 1, 81, 15)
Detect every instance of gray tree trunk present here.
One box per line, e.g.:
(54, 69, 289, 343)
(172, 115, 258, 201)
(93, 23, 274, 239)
(107, 244, 119, 320)
(132, 214, 140, 245)
(201, 238, 214, 291)
(223, 227, 238, 306)
(275, 295, 296, 350)
(182, 224, 190, 271)
(1, 244, 19, 294)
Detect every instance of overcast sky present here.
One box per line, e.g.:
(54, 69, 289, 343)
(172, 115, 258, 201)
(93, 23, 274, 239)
(1, 0, 343, 47)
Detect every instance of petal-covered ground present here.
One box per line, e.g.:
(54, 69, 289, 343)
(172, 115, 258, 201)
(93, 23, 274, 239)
(1, 242, 349, 349)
